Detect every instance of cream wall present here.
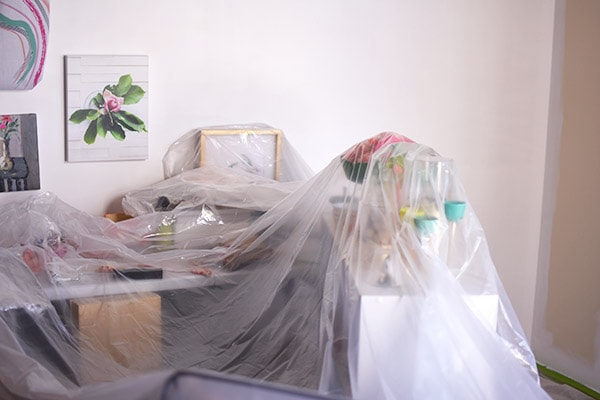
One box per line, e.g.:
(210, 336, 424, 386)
(0, 1, 557, 341)
(533, 0, 600, 392)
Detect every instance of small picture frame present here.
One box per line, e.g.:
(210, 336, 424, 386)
(64, 54, 149, 162)
(0, 113, 40, 192)
(199, 129, 282, 180)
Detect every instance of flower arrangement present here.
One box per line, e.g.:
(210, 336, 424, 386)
(0, 115, 19, 144)
(69, 74, 147, 144)
(341, 132, 414, 183)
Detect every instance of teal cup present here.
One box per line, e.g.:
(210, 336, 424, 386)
(414, 215, 438, 236)
(444, 201, 466, 221)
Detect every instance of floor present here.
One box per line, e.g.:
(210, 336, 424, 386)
(541, 376, 597, 400)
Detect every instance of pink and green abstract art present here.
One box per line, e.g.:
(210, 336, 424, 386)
(0, 0, 49, 90)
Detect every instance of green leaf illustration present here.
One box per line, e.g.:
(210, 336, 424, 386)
(113, 74, 133, 97)
(123, 85, 145, 105)
(70, 109, 95, 124)
(113, 111, 147, 132)
(83, 119, 98, 144)
(109, 122, 126, 141)
(92, 93, 103, 108)
(97, 116, 108, 138)
(72, 73, 147, 145)
(106, 110, 114, 126)
(87, 110, 101, 121)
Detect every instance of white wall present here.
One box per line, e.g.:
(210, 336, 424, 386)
(0, 1, 557, 339)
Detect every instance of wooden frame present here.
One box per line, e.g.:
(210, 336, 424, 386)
(199, 129, 282, 180)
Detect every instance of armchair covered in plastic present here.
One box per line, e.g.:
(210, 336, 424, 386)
(0, 130, 551, 399)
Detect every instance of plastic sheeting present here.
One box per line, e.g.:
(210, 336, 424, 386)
(0, 130, 551, 399)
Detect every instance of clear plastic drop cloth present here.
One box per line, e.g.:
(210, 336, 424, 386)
(120, 165, 305, 254)
(0, 132, 551, 400)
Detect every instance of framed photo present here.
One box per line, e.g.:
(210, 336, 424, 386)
(64, 54, 149, 162)
(199, 129, 282, 180)
(0, 113, 40, 192)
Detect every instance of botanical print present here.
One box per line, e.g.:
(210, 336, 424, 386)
(0, 0, 50, 90)
(64, 55, 149, 162)
(68, 74, 147, 144)
(0, 113, 40, 192)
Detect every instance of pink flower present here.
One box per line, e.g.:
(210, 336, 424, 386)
(373, 132, 413, 152)
(0, 115, 12, 130)
(102, 89, 124, 114)
(342, 132, 414, 163)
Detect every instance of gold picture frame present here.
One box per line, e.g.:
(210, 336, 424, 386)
(199, 129, 282, 180)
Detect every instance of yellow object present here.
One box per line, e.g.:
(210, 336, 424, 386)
(103, 213, 133, 222)
(399, 206, 426, 221)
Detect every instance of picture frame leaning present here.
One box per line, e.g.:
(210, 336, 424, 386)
(199, 129, 282, 180)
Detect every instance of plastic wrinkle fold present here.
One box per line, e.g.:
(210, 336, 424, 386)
(0, 128, 551, 399)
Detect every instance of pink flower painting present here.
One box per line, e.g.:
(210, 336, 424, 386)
(69, 74, 147, 144)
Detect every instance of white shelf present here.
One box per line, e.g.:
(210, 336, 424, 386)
(42, 271, 227, 301)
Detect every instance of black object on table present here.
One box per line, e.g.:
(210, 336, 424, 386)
(112, 267, 164, 280)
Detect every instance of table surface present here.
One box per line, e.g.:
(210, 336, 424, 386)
(42, 270, 227, 301)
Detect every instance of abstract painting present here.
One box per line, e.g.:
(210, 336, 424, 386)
(0, 113, 40, 192)
(0, 0, 50, 90)
(64, 55, 149, 162)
